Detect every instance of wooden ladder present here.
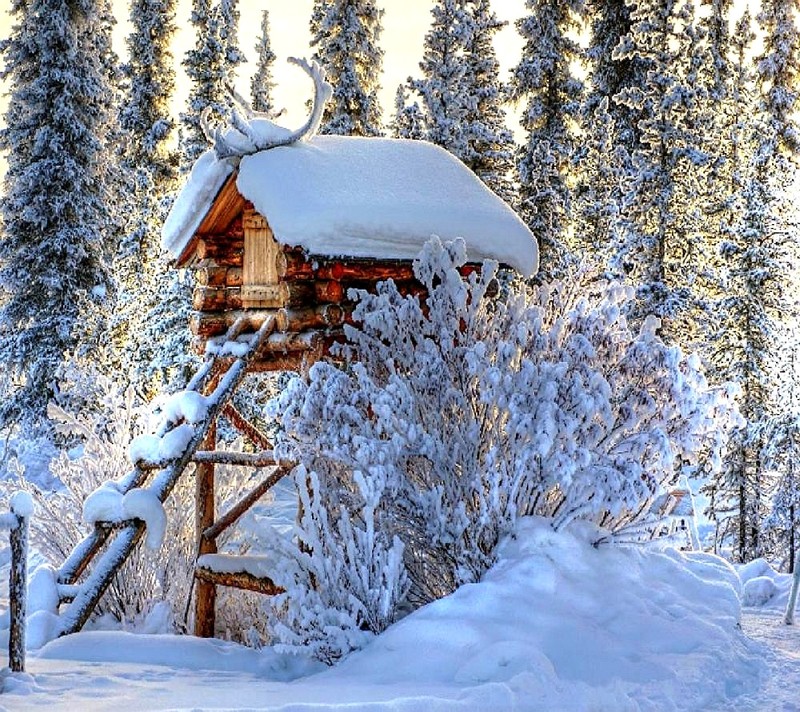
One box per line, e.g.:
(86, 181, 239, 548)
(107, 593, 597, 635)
(54, 315, 281, 637)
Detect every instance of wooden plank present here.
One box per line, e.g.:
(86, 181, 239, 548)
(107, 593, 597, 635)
(221, 402, 273, 450)
(203, 466, 291, 542)
(243, 209, 282, 308)
(195, 175, 246, 237)
(194, 567, 284, 596)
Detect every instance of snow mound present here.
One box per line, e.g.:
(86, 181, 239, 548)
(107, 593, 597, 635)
(123, 489, 166, 550)
(82, 480, 125, 524)
(128, 423, 195, 466)
(38, 630, 322, 680)
(743, 576, 778, 607)
(736, 558, 795, 611)
(327, 517, 765, 711)
(9, 490, 34, 518)
(82, 483, 166, 549)
(159, 390, 209, 425)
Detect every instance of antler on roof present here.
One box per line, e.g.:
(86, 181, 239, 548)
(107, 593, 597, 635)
(200, 57, 333, 161)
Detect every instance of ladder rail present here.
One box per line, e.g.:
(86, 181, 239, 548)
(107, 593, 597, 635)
(56, 315, 278, 636)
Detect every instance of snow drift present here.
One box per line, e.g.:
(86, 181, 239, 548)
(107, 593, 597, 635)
(4, 517, 766, 711)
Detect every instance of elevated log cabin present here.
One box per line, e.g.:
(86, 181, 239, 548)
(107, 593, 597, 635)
(162, 134, 538, 372)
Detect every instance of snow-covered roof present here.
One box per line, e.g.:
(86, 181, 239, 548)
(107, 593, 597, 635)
(162, 136, 538, 277)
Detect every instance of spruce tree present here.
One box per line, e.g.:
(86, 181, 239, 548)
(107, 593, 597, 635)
(458, 0, 515, 203)
(757, 0, 800, 158)
(611, 0, 712, 336)
(0, 0, 114, 432)
(116, 0, 185, 397)
(403, 0, 513, 200)
(219, 0, 245, 78)
(390, 85, 426, 140)
(251, 9, 278, 117)
(510, 0, 584, 280)
(406, 0, 471, 155)
(703, 8, 799, 562)
(180, 0, 229, 170)
(310, 0, 384, 136)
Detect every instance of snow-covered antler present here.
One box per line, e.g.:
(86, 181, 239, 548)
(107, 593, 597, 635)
(202, 57, 332, 161)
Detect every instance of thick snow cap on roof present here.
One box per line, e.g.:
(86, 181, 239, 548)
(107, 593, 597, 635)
(163, 135, 538, 277)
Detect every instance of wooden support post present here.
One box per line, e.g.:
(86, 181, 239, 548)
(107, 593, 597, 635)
(786, 548, 800, 625)
(9, 496, 30, 673)
(194, 420, 217, 638)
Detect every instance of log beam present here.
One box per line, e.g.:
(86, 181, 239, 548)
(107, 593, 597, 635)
(192, 450, 281, 467)
(194, 420, 217, 638)
(203, 466, 292, 542)
(221, 402, 273, 450)
(194, 567, 283, 596)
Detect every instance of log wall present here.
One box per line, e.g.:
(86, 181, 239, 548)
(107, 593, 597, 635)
(187, 205, 484, 370)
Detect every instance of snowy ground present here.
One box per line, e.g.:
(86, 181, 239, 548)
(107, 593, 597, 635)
(0, 518, 797, 711)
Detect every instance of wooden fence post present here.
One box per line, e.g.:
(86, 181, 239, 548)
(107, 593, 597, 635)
(785, 549, 800, 626)
(194, 420, 217, 637)
(8, 492, 32, 672)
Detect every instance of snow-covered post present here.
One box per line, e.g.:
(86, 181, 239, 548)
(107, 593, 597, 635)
(785, 550, 800, 625)
(6, 492, 33, 672)
(195, 419, 218, 637)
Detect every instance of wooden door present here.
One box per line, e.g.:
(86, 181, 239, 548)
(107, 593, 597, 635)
(242, 209, 283, 308)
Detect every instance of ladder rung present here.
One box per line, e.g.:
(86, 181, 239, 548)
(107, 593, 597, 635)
(194, 565, 283, 596)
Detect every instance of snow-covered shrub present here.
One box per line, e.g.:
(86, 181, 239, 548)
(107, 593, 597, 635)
(262, 464, 408, 664)
(265, 238, 739, 662)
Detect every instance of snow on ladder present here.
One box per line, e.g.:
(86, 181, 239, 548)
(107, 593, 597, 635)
(54, 315, 279, 637)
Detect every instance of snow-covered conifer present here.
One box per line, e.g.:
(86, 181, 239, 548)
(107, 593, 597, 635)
(458, 0, 515, 203)
(405, 0, 514, 200)
(510, 0, 584, 281)
(407, 0, 471, 155)
(756, 0, 800, 158)
(180, 0, 229, 170)
(0, 0, 114, 432)
(583, 0, 648, 150)
(115, 0, 188, 397)
(389, 85, 426, 140)
(704, 2, 800, 563)
(250, 10, 278, 118)
(310, 0, 384, 136)
(611, 1, 714, 340)
(219, 0, 245, 78)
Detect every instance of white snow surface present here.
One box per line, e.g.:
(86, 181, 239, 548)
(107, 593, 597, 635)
(0, 517, 770, 711)
(161, 150, 235, 258)
(81, 480, 125, 524)
(159, 390, 209, 425)
(128, 423, 195, 466)
(122, 489, 167, 551)
(196, 553, 276, 579)
(737, 557, 798, 614)
(81, 483, 166, 550)
(9, 491, 34, 518)
(162, 136, 538, 277)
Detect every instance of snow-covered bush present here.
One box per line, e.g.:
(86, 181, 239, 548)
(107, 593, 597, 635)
(264, 238, 739, 663)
